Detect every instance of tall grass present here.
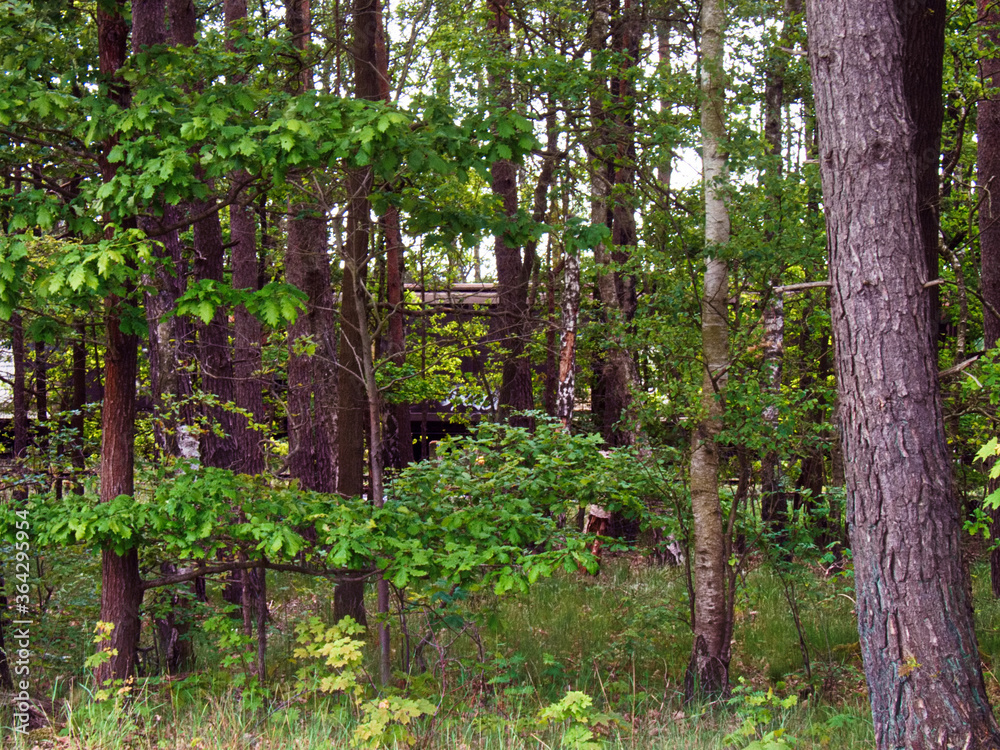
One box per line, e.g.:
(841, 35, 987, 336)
(33, 558, 886, 749)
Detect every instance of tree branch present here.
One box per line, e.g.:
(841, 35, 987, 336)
(141, 560, 377, 590)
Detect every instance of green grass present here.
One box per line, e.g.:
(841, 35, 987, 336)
(23, 557, 887, 749)
(42, 683, 875, 750)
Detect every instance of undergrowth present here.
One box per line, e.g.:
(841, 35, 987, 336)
(5, 558, 893, 749)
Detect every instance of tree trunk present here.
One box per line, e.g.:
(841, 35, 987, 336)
(686, 0, 732, 699)
(169, 0, 239, 473)
(97, 297, 142, 685)
(227, 0, 268, 681)
(588, 0, 611, 441)
(759, 0, 799, 534)
(555, 246, 581, 429)
(32, 341, 47, 451)
(374, 10, 413, 473)
(809, 2, 1000, 745)
(978, 0, 1000, 598)
(95, 0, 144, 686)
(381, 205, 414, 471)
(11, 314, 27, 502)
(223, 1, 261, 460)
(489, 0, 534, 426)
(142, 207, 189, 459)
(333, 0, 387, 626)
(133, 0, 184, 463)
(591, 0, 641, 448)
(286, 212, 339, 495)
(283, 0, 339, 504)
(71, 324, 86, 486)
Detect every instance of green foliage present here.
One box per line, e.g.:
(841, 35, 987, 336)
(203, 609, 259, 686)
(977, 436, 1000, 511)
(173, 279, 307, 327)
(353, 696, 438, 750)
(377, 311, 495, 408)
(723, 681, 799, 749)
(1, 418, 622, 602)
(293, 615, 436, 748)
(83, 621, 116, 673)
(537, 690, 615, 750)
(294, 615, 368, 697)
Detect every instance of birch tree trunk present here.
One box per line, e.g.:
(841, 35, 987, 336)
(809, 1, 1000, 745)
(555, 247, 581, 429)
(686, 0, 732, 698)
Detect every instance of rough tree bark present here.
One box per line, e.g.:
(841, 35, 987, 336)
(978, 0, 1000, 597)
(488, 0, 534, 426)
(588, 0, 612, 439)
(130, 0, 199, 676)
(225, 0, 268, 680)
(134, 0, 188, 462)
(97, 298, 142, 685)
(809, 1, 1000, 746)
(374, 8, 414, 472)
(11, 313, 26, 502)
(601, 0, 642, 448)
(333, 0, 383, 625)
(71, 324, 86, 484)
(589, 0, 642, 448)
(32, 341, 47, 451)
(95, 0, 144, 685)
(169, 0, 240, 473)
(380, 205, 415, 471)
(283, 0, 339, 508)
(343, 0, 394, 676)
(686, 0, 733, 698)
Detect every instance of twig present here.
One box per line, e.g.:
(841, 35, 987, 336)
(142, 560, 376, 590)
(939, 355, 980, 379)
(773, 280, 832, 294)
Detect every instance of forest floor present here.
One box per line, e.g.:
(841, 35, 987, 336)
(17, 554, 1000, 749)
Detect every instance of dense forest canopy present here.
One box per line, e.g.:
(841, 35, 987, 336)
(0, 0, 998, 748)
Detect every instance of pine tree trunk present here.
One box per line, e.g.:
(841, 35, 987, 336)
(96, 0, 144, 686)
(373, 12, 413, 472)
(332, 0, 388, 626)
(589, 0, 641, 448)
(227, 0, 264, 480)
(282, 1, 339, 505)
(97, 297, 142, 684)
(32, 341, 47, 450)
(286, 212, 339, 495)
(488, 0, 534, 426)
(226, 0, 268, 680)
(381, 205, 414, 471)
(142, 206, 189, 458)
(168, 0, 239, 473)
(978, 0, 1000, 598)
(686, 0, 732, 698)
(810, 2, 1000, 745)
(133, 0, 188, 464)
